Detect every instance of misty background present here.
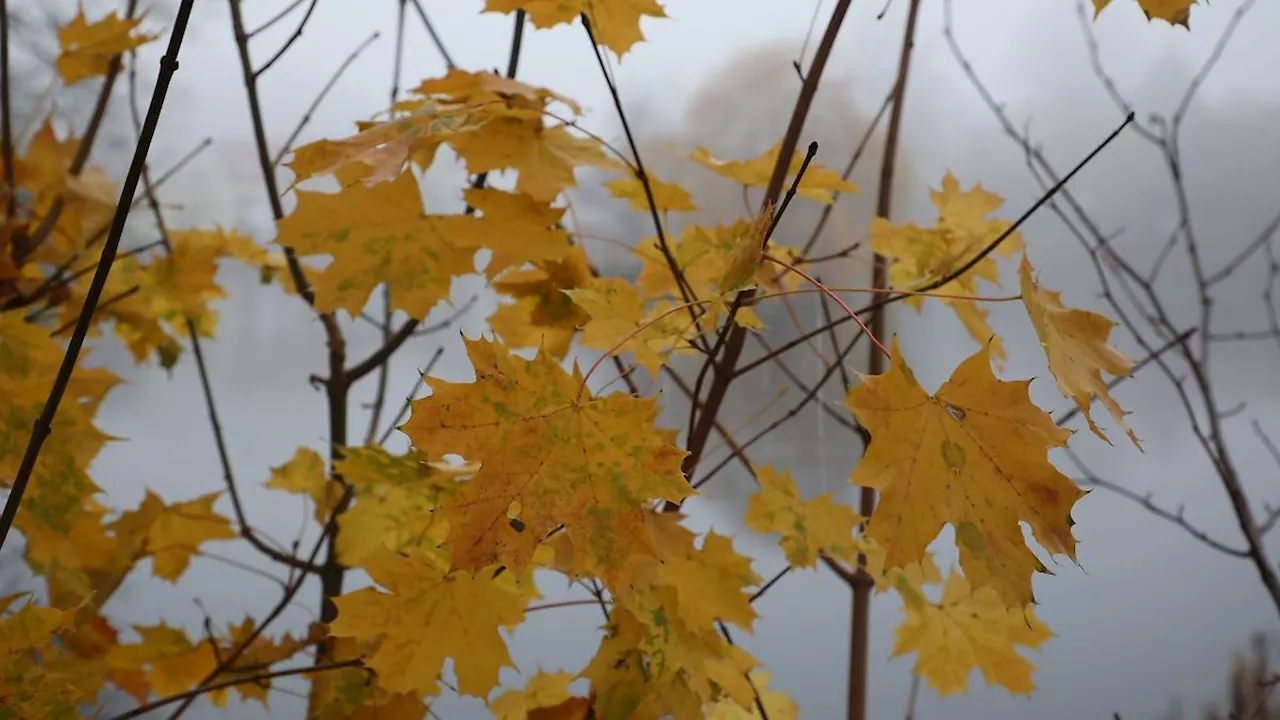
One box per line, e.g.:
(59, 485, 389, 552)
(6, 0, 1280, 718)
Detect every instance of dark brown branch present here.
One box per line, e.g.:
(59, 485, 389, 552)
(0, 0, 196, 552)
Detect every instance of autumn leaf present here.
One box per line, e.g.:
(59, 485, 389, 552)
(455, 187, 572, 278)
(1020, 255, 1139, 448)
(490, 670, 585, 719)
(706, 671, 798, 720)
(892, 569, 1052, 696)
(604, 172, 697, 213)
(0, 314, 119, 538)
(448, 116, 621, 203)
(274, 171, 476, 319)
(843, 338, 1084, 607)
(206, 617, 309, 707)
(691, 141, 857, 204)
(334, 445, 473, 566)
(1093, 0, 1196, 27)
(584, 605, 757, 719)
(744, 466, 865, 568)
(484, 0, 668, 57)
(0, 600, 97, 720)
(638, 513, 760, 632)
(401, 336, 692, 578)
(869, 172, 1022, 362)
(490, 245, 594, 359)
(108, 622, 218, 698)
(56, 9, 157, 85)
(566, 277, 701, 376)
(265, 447, 342, 525)
(110, 491, 237, 582)
(328, 545, 527, 697)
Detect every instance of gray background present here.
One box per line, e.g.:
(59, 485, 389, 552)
(9, 0, 1280, 717)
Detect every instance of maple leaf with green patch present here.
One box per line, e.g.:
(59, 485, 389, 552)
(401, 337, 692, 578)
(843, 338, 1084, 607)
(745, 466, 865, 568)
(334, 445, 472, 566)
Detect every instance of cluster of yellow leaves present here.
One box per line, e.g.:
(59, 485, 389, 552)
(0, 0, 1188, 716)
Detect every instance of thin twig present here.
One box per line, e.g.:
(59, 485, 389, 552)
(409, 0, 457, 70)
(273, 30, 380, 167)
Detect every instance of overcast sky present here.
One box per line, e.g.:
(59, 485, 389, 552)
(20, 0, 1280, 718)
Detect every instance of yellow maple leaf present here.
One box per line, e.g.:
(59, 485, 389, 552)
(1020, 255, 1139, 448)
(448, 116, 621, 203)
(490, 245, 594, 359)
(307, 636, 430, 720)
(110, 491, 237, 582)
(584, 604, 757, 719)
(484, 0, 668, 57)
(744, 466, 865, 568)
(264, 446, 342, 525)
(328, 545, 527, 697)
(287, 101, 480, 187)
(869, 171, 1022, 362)
(56, 9, 157, 85)
(413, 68, 582, 115)
(691, 141, 857, 204)
(892, 569, 1052, 696)
(107, 622, 218, 698)
(490, 670, 583, 719)
(334, 445, 471, 566)
(0, 314, 118, 535)
(456, 187, 572, 278)
(1093, 0, 1196, 27)
(604, 172, 697, 213)
(0, 600, 98, 720)
(274, 171, 477, 319)
(565, 277, 701, 377)
(206, 617, 308, 707)
(401, 337, 692, 577)
(843, 338, 1084, 607)
(705, 671, 798, 720)
(634, 513, 760, 632)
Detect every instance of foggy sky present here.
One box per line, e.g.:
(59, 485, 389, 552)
(18, 0, 1280, 718)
